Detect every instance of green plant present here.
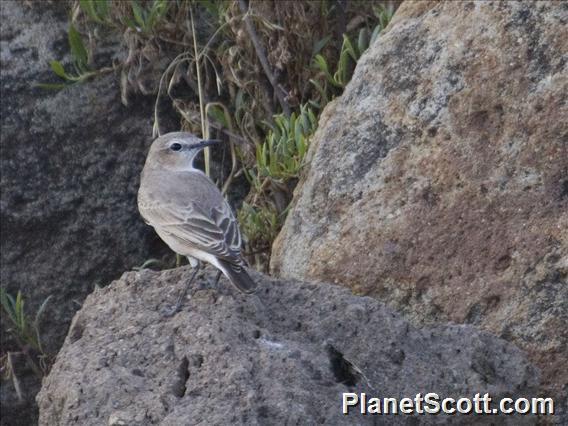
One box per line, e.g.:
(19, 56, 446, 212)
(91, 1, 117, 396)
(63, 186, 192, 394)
(125, 0, 170, 34)
(312, 33, 358, 90)
(78, 0, 111, 25)
(237, 201, 282, 265)
(235, 1, 394, 265)
(255, 104, 317, 181)
(1, 289, 51, 355)
(44, 1, 170, 88)
(0, 288, 52, 387)
(310, 4, 394, 106)
(372, 4, 395, 40)
(41, 23, 107, 88)
(236, 103, 317, 268)
(43, 0, 397, 270)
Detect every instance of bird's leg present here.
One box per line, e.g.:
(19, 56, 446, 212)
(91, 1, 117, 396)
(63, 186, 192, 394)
(162, 261, 201, 317)
(210, 270, 222, 290)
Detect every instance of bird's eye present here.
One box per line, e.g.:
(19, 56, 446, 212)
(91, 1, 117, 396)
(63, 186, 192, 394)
(170, 143, 182, 151)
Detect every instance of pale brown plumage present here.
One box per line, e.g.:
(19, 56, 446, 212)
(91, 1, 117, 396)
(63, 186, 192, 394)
(138, 132, 256, 295)
(138, 170, 242, 265)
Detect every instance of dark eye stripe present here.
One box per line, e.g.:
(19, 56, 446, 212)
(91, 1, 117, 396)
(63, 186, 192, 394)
(170, 143, 182, 151)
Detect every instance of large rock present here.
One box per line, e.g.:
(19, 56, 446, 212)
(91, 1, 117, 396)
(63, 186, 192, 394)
(38, 268, 542, 425)
(0, 2, 169, 424)
(271, 0, 567, 406)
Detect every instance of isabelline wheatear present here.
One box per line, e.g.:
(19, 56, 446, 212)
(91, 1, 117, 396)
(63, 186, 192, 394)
(138, 132, 257, 312)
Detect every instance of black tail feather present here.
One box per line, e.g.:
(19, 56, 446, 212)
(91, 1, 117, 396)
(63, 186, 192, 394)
(217, 260, 258, 294)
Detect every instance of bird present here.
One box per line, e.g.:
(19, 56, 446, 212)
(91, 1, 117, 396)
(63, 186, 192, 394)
(137, 132, 257, 312)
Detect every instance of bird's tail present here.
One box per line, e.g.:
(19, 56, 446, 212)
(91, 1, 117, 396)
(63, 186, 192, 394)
(217, 260, 258, 294)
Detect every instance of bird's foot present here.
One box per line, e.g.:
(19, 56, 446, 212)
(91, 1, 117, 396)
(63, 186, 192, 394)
(160, 265, 201, 316)
(160, 302, 183, 318)
(208, 270, 222, 291)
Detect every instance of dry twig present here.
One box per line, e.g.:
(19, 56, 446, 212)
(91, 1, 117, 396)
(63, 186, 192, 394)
(238, 0, 291, 116)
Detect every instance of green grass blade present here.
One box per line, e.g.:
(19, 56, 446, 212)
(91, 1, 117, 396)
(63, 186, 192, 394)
(131, 1, 147, 30)
(357, 27, 369, 56)
(49, 60, 68, 79)
(15, 291, 25, 331)
(94, 0, 109, 19)
(0, 288, 18, 325)
(33, 295, 53, 328)
(79, 0, 101, 23)
(370, 24, 382, 45)
(312, 35, 332, 57)
(68, 25, 88, 66)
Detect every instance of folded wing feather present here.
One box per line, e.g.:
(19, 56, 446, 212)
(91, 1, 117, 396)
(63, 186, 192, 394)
(138, 171, 243, 265)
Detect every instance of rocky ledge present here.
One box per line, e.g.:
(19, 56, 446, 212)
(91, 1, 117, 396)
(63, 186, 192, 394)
(38, 267, 542, 425)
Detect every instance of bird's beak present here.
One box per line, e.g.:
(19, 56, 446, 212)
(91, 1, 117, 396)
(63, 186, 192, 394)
(191, 139, 221, 149)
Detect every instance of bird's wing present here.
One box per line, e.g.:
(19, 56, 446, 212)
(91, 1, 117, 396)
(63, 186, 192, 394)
(138, 172, 243, 264)
(171, 201, 242, 261)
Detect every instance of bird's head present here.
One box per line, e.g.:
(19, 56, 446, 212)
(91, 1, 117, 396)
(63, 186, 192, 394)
(144, 132, 220, 171)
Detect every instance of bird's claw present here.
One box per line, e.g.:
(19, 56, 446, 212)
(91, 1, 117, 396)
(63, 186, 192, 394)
(160, 304, 181, 318)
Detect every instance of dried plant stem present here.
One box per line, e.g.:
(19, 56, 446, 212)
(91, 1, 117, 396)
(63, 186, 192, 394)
(190, 7, 210, 177)
(197, 15, 242, 61)
(238, 0, 291, 117)
(153, 51, 193, 138)
(251, 178, 271, 205)
(6, 352, 23, 401)
(208, 124, 247, 145)
(9, 332, 44, 378)
(205, 102, 238, 196)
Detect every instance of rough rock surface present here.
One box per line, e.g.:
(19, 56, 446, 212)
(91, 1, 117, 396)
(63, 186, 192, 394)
(271, 0, 568, 406)
(0, 2, 170, 424)
(38, 268, 541, 425)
